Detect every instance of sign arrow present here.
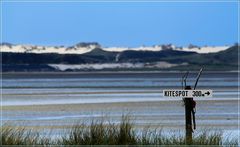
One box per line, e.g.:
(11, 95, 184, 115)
(205, 91, 210, 95)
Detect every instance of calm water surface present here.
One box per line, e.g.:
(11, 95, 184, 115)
(2, 72, 238, 105)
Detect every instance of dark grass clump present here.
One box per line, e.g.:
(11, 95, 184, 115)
(0, 125, 51, 145)
(61, 116, 137, 145)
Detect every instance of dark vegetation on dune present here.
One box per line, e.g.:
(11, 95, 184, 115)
(1, 45, 239, 71)
(1, 116, 238, 146)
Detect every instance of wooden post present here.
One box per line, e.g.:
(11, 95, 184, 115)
(185, 98, 193, 144)
(181, 69, 202, 145)
(184, 86, 193, 145)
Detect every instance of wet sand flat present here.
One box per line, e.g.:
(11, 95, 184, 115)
(2, 99, 238, 130)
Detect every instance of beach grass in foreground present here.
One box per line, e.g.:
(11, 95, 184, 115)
(1, 116, 238, 146)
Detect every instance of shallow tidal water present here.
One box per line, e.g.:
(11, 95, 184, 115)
(1, 71, 239, 139)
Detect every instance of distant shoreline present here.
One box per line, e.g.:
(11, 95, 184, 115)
(2, 70, 239, 74)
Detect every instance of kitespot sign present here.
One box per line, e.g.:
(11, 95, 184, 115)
(163, 90, 213, 98)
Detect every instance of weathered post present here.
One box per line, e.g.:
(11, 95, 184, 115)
(184, 86, 193, 145)
(182, 68, 202, 145)
(164, 68, 205, 145)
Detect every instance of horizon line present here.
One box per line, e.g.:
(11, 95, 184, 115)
(0, 41, 237, 48)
